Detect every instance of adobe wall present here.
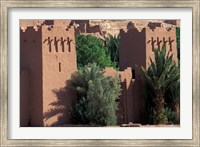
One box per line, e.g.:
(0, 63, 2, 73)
(104, 67, 141, 123)
(119, 28, 146, 79)
(145, 27, 178, 68)
(42, 23, 77, 126)
(20, 26, 43, 126)
(20, 70, 30, 126)
(119, 26, 178, 71)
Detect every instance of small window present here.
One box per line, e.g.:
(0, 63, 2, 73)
(59, 62, 61, 72)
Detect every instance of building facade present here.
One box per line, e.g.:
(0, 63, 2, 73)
(20, 20, 178, 126)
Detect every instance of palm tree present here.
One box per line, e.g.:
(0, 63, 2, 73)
(139, 46, 180, 124)
(104, 34, 120, 68)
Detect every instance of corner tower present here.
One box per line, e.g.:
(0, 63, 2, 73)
(119, 26, 178, 122)
(20, 20, 77, 126)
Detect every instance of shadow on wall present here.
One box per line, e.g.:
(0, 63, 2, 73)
(43, 80, 76, 126)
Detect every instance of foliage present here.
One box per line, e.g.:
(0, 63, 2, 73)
(104, 34, 120, 68)
(164, 79, 180, 124)
(176, 27, 180, 61)
(70, 63, 121, 126)
(139, 46, 180, 124)
(75, 35, 116, 69)
(164, 107, 180, 124)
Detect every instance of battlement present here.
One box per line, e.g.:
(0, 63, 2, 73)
(121, 25, 176, 34)
(104, 67, 133, 84)
(20, 20, 72, 32)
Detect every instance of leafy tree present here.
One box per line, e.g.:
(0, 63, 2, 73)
(139, 46, 180, 124)
(104, 34, 120, 68)
(70, 63, 121, 126)
(75, 35, 116, 69)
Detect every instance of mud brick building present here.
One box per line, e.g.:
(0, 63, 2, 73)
(20, 20, 178, 126)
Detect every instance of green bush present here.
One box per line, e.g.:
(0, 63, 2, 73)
(75, 35, 116, 69)
(70, 63, 121, 126)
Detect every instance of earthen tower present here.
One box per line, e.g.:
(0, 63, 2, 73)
(20, 20, 77, 126)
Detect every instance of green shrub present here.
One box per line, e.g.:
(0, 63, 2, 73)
(70, 63, 121, 126)
(75, 35, 116, 69)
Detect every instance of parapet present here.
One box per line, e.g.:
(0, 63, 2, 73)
(20, 20, 72, 32)
(104, 67, 133, 83)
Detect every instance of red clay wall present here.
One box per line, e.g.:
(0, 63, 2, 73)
(119, 28, 146, 79)
(20, 70, 30, 126)
(104, 67, 137, 123)
(42, 24, 77, 126)
(145, 27, 178, 68)
(118, 29, 145, 122)
(20, 27, 43, 126)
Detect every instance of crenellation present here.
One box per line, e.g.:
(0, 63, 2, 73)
(20, 21, 74, 33)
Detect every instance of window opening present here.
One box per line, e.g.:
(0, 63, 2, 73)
(59, 62, 61, 72)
